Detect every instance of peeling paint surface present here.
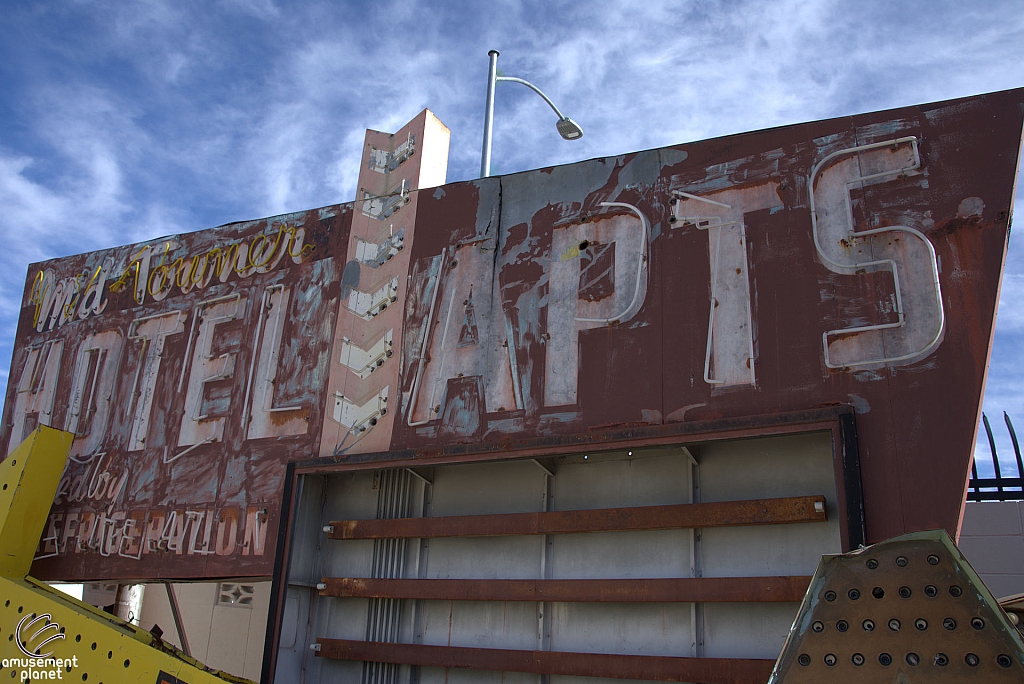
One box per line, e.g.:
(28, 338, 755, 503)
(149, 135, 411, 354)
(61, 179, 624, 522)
(3, 91, 1023, 580)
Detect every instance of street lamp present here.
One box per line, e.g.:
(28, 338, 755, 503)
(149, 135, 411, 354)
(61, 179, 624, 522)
(480, 49, 583, 178)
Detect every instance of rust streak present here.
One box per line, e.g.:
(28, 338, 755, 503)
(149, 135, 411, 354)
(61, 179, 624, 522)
(319, 576, 812, 603)
(315, 639, 776, 684)
(327, 495, 827, 539)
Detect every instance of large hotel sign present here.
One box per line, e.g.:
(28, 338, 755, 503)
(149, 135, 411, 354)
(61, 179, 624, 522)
(3, 91, 1022, 580)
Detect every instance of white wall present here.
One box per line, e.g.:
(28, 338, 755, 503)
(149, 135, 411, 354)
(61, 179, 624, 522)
(959, 501, 1024, 599)
(137, 581, 270, 681)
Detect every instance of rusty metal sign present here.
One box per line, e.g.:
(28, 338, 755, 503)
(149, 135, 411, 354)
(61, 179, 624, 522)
(7, 205, 349, 579)
(2, 90, 1023, 581)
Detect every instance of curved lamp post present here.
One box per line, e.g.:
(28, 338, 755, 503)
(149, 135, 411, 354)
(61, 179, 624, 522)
(480, 49, 583, 178)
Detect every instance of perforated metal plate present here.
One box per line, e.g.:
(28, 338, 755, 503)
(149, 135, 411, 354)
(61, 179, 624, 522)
(770, 530, 1024, 682)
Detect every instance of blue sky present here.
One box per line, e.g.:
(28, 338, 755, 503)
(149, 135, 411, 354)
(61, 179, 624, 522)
(1, 0, 1023, 474)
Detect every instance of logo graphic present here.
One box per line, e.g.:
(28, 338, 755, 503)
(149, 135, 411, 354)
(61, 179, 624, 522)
(15, 613, 65, 658)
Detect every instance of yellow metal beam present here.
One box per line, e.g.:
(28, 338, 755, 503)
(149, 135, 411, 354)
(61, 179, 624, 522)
(0, 425, 73, 579)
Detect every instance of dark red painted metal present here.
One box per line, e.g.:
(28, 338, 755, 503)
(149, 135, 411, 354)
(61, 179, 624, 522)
(390, 88, 1024, 550)
(327, 495, 827, 540)
(4, 89, 1021, 581)
(319, 575, 812, 603)
(316, 639, 777, 684)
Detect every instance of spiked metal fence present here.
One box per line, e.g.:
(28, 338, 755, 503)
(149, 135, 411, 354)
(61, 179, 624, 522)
(968, 412, 1024, 501)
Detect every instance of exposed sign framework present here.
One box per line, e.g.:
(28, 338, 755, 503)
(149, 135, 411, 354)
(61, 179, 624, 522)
(2, 91, 1022, 581)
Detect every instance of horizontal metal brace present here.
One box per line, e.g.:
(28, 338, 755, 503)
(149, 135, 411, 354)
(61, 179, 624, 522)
(318, 575, 812, 603)
(315, 639, 775, 683)
(326, 495, 827, 540)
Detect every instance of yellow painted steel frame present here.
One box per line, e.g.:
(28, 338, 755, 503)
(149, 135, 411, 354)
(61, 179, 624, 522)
(0, 426, 255, 684)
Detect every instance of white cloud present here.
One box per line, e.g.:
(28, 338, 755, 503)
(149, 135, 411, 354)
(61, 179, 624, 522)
(2, 0, 1024, 433)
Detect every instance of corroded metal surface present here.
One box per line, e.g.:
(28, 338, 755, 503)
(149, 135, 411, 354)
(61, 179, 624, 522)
(8, 204, 349, 580)
(386, 88, 1024, 555)
(769, 529, 1024, 682)
(316, 639, 777, 683)
(326, 495, 828, 539)
(3, 90, 1023, 581)
(318, 576, 813, 603)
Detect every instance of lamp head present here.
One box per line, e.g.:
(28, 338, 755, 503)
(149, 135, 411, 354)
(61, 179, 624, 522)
(556, 117, 583, 140)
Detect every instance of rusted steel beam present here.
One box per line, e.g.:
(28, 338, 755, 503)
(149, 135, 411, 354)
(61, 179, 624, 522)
(319, 575, 811, 602)
(316, 639, 775, 684)
(327, 495, 826, 540)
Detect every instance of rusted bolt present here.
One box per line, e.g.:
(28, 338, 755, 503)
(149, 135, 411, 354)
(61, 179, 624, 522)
(866, 559, 878, 569)
(949, 585, 963, 597)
